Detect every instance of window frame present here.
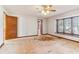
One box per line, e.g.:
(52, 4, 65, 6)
(57, 16, 79, 36)
(57, 19, 64, 33)
(63, 18, 72, 34)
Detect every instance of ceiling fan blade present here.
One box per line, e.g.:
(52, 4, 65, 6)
(50, 10, 56, 11)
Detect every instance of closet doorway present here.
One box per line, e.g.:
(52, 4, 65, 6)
(37, 19, 43, 35)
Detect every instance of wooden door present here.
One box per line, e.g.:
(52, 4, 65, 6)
(6, 15, 17, 39)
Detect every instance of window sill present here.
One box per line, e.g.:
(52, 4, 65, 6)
(52, 33, 79, 42)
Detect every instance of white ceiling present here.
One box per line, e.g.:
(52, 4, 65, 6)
(3, 5, 79, 18)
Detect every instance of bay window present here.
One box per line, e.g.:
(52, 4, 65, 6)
(57, 16, 79, 35)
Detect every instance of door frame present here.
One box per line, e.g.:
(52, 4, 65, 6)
(37, 19, 43, 35)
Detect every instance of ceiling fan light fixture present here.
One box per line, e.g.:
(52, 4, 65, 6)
(41, 10, 50, 15)
(40, 5, 56, 15)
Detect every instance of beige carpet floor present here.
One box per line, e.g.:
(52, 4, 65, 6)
(0, 35, 79, 54)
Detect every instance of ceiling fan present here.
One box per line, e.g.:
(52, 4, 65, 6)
(37, 5, 56, 15)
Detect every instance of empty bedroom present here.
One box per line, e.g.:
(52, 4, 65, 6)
(0, 5, 79, 54)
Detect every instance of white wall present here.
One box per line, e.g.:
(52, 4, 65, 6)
(17, 15, 47, 37)
(56, 8, 79, 19)
(42, 19, 48, 34)
(48, 17, 56, 34)
(0, 6, 4, 46)
(17, 15, 38, 37)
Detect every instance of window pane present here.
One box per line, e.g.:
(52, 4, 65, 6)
(72, 17, 79, 34)
(64, 18, 71, 33)
(57, 20, 63, 32)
